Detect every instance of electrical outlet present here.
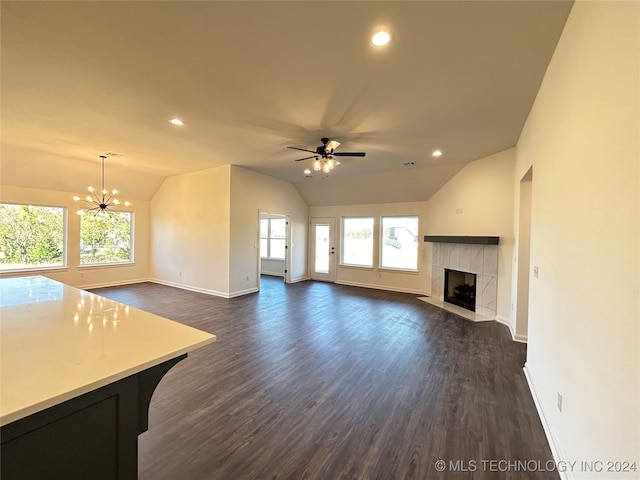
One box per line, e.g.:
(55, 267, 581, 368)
(533, 266, 539, 278)
(179, 271, 182, 278)
(557, 392, 563, 412)
(245, 275, 249, 281)
(456, 208, 463, 214)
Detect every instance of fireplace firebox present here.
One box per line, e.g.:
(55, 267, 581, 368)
(444, 268, 477, 312)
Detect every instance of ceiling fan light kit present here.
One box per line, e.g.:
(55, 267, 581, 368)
(288, 138, 365, 176)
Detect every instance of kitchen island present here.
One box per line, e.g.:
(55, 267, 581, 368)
(0, 276, 216, 480)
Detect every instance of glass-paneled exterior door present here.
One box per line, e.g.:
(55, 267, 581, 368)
(310, 217, 336, 282)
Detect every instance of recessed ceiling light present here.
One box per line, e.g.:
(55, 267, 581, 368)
(432, 150, 443, 157)
(170, 118, 184, 126)
(371, 31, 391, 47)
(304, 169, 311, 175)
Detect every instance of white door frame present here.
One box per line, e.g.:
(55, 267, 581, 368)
(516, 167, 533, 342)
(284, 214, 292, 284)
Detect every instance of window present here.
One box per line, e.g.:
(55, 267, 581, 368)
(80, 211, 132, 265)
(260, 217, 286, 259)
(0, 203, 66, 270)
(381, 216, 418, 270)
(341, 217, 374, 267)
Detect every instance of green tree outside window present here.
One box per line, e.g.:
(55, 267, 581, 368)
(0, 204, 65, 269)
(80, 211, 132, 265)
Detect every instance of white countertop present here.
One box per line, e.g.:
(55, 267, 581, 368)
(0, 276, 216, 426)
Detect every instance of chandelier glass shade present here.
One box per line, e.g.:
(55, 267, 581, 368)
(73, 155, 130, 215)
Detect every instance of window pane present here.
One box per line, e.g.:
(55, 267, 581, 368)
(0, 204, 65, 270)
(80, 211, 132, 265)
(381, 216, 418, 270)
(260, 218, 269, 239)
(269, 239, 286, 259)
(261, 217, 287, 259)
(314, 224, 330, 274)
(270, 218, 286, 239)
(342, 217, 374, 267)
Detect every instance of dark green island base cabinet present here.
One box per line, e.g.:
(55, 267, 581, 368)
(1, 355, 185, 480)
(0, 276, 216, 480)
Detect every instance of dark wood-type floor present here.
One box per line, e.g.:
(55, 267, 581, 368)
(92, 277, 558, 480)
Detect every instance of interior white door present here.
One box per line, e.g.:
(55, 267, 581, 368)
(310, 217, 336, 282)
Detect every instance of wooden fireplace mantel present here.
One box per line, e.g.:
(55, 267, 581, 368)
(423, 236, 499, 245)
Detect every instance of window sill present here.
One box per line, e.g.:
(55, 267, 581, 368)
(378, 267, 419, 275)
(338, 264, 374, 271)
(0, 266, 69, 276)
(79, 262, 136, 270)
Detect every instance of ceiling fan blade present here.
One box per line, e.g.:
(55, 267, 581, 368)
(287, 146, 316, 154)
(326, 140, 341, 151)
(294, 155, 318, 162)
(333, 152, 366, 157)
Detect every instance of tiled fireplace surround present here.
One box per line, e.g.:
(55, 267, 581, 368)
(431, 243, 498, 319)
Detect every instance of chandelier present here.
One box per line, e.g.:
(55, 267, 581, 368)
(73, 155, 130, 215)
(312, 156, 340, 174)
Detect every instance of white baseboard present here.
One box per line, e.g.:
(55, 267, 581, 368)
(335, 279, 427, 296)
(228, 287, 259, 298)
(495, 315, 528, 343)
(513, 332, 528, 343)
(79, 278, 150, 290)
(148, 278, 231, 298)
(261, 271, 285, 277)
(523, 363, 568, 480)
(103, 278, 260, 299)
(495, 314, 511, 328)
(289, 275, 310, 284)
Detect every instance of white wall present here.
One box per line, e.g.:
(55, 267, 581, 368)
(260, 258, 285, 277)
(0, 185, 150, 288)
(310, 202, 429, 295)
(424, 148, 516, 323)
(515, 1, 639, 477)
(149, 165, 231, 296)
(229, 166, 308, 295)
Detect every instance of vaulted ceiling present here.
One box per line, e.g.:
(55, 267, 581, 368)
(1, 1, 572, 206)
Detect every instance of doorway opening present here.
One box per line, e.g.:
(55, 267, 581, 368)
(258, 212, 291, 287)
(516, 167, 533, 342)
